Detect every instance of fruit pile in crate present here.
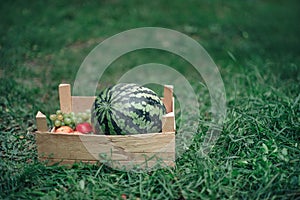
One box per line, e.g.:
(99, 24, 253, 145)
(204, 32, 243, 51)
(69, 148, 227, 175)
(50, 110, 93, 134)
(35, 83, 175, 169)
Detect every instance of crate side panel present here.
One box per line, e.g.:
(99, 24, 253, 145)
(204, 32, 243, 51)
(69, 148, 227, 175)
(110, 133, 175, 153)
(36, 133, 175, 162)
(72, 96, 96, 113)
(79, 133, 175, 161)
(36, 133, 95, 161)
(79, 133, 175, 153)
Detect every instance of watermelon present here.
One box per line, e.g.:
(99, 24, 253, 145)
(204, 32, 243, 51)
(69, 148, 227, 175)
(92, 83, 166, 135)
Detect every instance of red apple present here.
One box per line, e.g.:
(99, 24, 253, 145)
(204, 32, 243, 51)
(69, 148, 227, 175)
(76, 122, 93, 134)
(55, 126, 73, 133)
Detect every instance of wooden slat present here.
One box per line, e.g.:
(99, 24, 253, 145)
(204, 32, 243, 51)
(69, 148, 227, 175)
(162, 112, 175, 132)
(36, 132, 175, 164)
(59, 84, 72, 113)
(72, 96, 96, 113)
(93, 133, 175, 152)
(163, 85, 173, 113)
(36, 111, 48, 132)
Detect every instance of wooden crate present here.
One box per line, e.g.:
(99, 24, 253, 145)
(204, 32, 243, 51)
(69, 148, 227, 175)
(35, 84, 175, 169)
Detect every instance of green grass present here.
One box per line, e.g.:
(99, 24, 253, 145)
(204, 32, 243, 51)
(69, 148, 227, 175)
(1, 0, 300, 199)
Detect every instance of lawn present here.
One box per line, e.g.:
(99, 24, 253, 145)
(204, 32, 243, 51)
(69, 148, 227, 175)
(1, 0, 299, 199)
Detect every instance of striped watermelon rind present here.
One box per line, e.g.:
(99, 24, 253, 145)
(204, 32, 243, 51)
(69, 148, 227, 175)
(92, 83, 166, 135)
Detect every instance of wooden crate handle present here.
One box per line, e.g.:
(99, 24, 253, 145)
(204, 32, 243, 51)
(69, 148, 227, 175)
(59, 84, 72, 113)
(36, 111, 48, 132)
(162, 85, 175, 132)
(163, 85, 173, 113)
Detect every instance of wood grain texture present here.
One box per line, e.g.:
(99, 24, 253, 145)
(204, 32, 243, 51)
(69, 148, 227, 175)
(163, 85, 174, 113)
(59, 84, 72, 113)
(36, 111, 48, 132)
(72, 96, 95, 113)
(36, 132, 175, 168)
(162, 112, 175, 132)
